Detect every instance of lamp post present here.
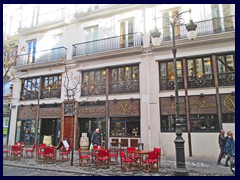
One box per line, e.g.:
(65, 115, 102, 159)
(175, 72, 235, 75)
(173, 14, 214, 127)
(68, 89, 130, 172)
(150, 10, 197, 172)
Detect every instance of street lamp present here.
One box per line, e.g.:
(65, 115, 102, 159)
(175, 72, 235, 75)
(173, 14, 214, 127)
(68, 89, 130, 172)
(150, 10, 197, 172)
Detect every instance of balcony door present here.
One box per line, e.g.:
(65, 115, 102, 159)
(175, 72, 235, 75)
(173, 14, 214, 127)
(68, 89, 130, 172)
(27, 39, 37, 64)
(120, 19, 134, 48)
(85, 26, 98, 54)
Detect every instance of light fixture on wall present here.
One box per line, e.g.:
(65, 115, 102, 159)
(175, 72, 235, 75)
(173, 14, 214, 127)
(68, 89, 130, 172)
(170, 95, 174, 99)
(200, 93, 204, 97)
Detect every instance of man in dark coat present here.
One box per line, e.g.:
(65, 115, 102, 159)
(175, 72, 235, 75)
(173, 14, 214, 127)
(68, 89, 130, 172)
(91, 128, 101, 146)
(217, 129, 226, 165)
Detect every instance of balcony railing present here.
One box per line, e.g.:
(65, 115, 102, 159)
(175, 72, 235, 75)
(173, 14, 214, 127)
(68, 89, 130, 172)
(159, 15, 235, 42)
(16, 47, 67, 66)
(41, 89, 61, 99)
(218, 72, 235, 86)
(109, 80, 139, 94)
(81, 84, 106, 96)
(72, 32, 143, 56)
(187, 74, 214, 89)
(160, 76, 184, 90)
(19, 8, 66, 30)
(20, 90, 39, 100)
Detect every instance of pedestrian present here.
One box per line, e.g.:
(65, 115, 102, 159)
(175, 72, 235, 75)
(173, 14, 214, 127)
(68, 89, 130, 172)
(91, 128, 101, 146)
(217, 129, 227, 165)
(224, 131, 235, 167)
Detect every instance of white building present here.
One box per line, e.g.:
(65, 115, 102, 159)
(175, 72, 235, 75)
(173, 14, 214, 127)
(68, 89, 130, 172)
(4, 4, 235, 158)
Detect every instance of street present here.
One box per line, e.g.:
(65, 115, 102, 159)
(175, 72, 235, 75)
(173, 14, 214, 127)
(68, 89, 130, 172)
(3, 166, 80, 176)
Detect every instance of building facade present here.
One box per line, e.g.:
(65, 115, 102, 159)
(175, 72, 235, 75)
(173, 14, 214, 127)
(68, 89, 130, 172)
(4, 4, 235, 157)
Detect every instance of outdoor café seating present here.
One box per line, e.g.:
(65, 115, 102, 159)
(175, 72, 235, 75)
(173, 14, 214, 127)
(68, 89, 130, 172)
(59, 145, 72, 162)
(96, 149, 110, 169)
(120, 150, 135, 171)
(36, 144, 46, 162)
(11, 145, 23, 161)
(141, 151, 159, 173)
(3, 145, 9, 159)
(44, 146, 56, 164)
(153, 147, 161, 167)
(25, 144, 36, 158)
(78, 148, 91, 167)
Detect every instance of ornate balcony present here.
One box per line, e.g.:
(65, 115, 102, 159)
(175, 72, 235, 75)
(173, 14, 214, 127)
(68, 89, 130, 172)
(187, 74, 214, 89)
(20, 90, 39, 100)
(218, 72, 235, 86)
(40, 89, 61, 99)
(81, 84, 106, 96)
(109, 80, 139, 94)
(160, 77, 184, 90)
(159, 15, 235, 42)
(72, 32, 143, 56)
(15, 46, 67, 66)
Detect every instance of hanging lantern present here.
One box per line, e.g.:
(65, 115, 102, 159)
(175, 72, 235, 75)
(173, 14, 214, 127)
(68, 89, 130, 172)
(186, 20, 197, 40)
(150, 27, 161, 46)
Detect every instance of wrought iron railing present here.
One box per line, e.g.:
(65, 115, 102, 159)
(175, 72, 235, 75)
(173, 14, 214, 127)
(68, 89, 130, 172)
(109, 80, 139, 94)
(40, 89, 61, 99)
(81, 83, 106, 96)
(160, 76, 184, 90)
(159, 15, 235, 42)
(20, 90, 39, 100)
(72, 32, 143, 56)
(187, 74, 214, 89)
(18, 8, 66, 30)
(218, 72, 235, 86)
(15, 47, 67, 66)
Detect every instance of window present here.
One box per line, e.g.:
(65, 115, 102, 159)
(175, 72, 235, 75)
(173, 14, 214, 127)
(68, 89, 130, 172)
(120, 18, 134, 47)
(162, 9, 180, 41)
(190, 114, 219, 132)
(110, 117, 140, 137)
(21, 77, 40, 100)
(187, 56, 214, 88)
(159, 60, 184, 90)
(27, 39, 37, 63)
(85, 26, 98, 54)
(217, 53, 235, 86)
(82, 69, 106, 96)
(109, 65, 139, 94)
(43, 74, 62, 90)
(160, 115, 187, 132)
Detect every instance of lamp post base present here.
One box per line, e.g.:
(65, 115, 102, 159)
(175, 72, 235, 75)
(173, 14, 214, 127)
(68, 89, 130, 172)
(174, 167, 189, 176)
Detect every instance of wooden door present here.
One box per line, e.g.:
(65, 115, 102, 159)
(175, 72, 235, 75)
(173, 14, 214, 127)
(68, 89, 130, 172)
(63, 116, 74, 146)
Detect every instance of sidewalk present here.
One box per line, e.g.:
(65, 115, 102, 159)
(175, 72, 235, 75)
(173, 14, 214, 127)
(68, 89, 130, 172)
(3, 151, 234, 176)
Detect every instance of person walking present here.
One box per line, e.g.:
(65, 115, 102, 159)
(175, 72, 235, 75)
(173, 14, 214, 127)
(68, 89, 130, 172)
(224, 131, 235, 167)
(217, 129, 226, 165)
(91, 128, 101, 146)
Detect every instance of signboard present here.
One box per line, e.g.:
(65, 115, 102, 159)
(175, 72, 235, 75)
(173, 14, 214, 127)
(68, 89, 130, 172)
(220, 94, 235, 113)
(160, 97, 186, 115)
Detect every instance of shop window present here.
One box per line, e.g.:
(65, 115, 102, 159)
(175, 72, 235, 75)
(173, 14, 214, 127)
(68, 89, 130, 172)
(187, 56, 214, 88)
(159, 60, 184, 90)
(110, 117, 140, 137)
(21, 77, 40, 100)
(217, 53, 235, 86)
(222, 114, 235, 123)
(160, 115, 187, 132)
(82, 69, 106, 96)
(190, 114, 219, 132)
(109, 65, 139, 94)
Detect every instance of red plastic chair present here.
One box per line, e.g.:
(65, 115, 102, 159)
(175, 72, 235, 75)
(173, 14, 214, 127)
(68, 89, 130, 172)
(25, 144, 36, 158)
(96, 149, 109, 168)
(11, 145, 23, 161)
(120, 150, 135, 171)
(78, 148, 91, 167)
(141, 151, 159, 173)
